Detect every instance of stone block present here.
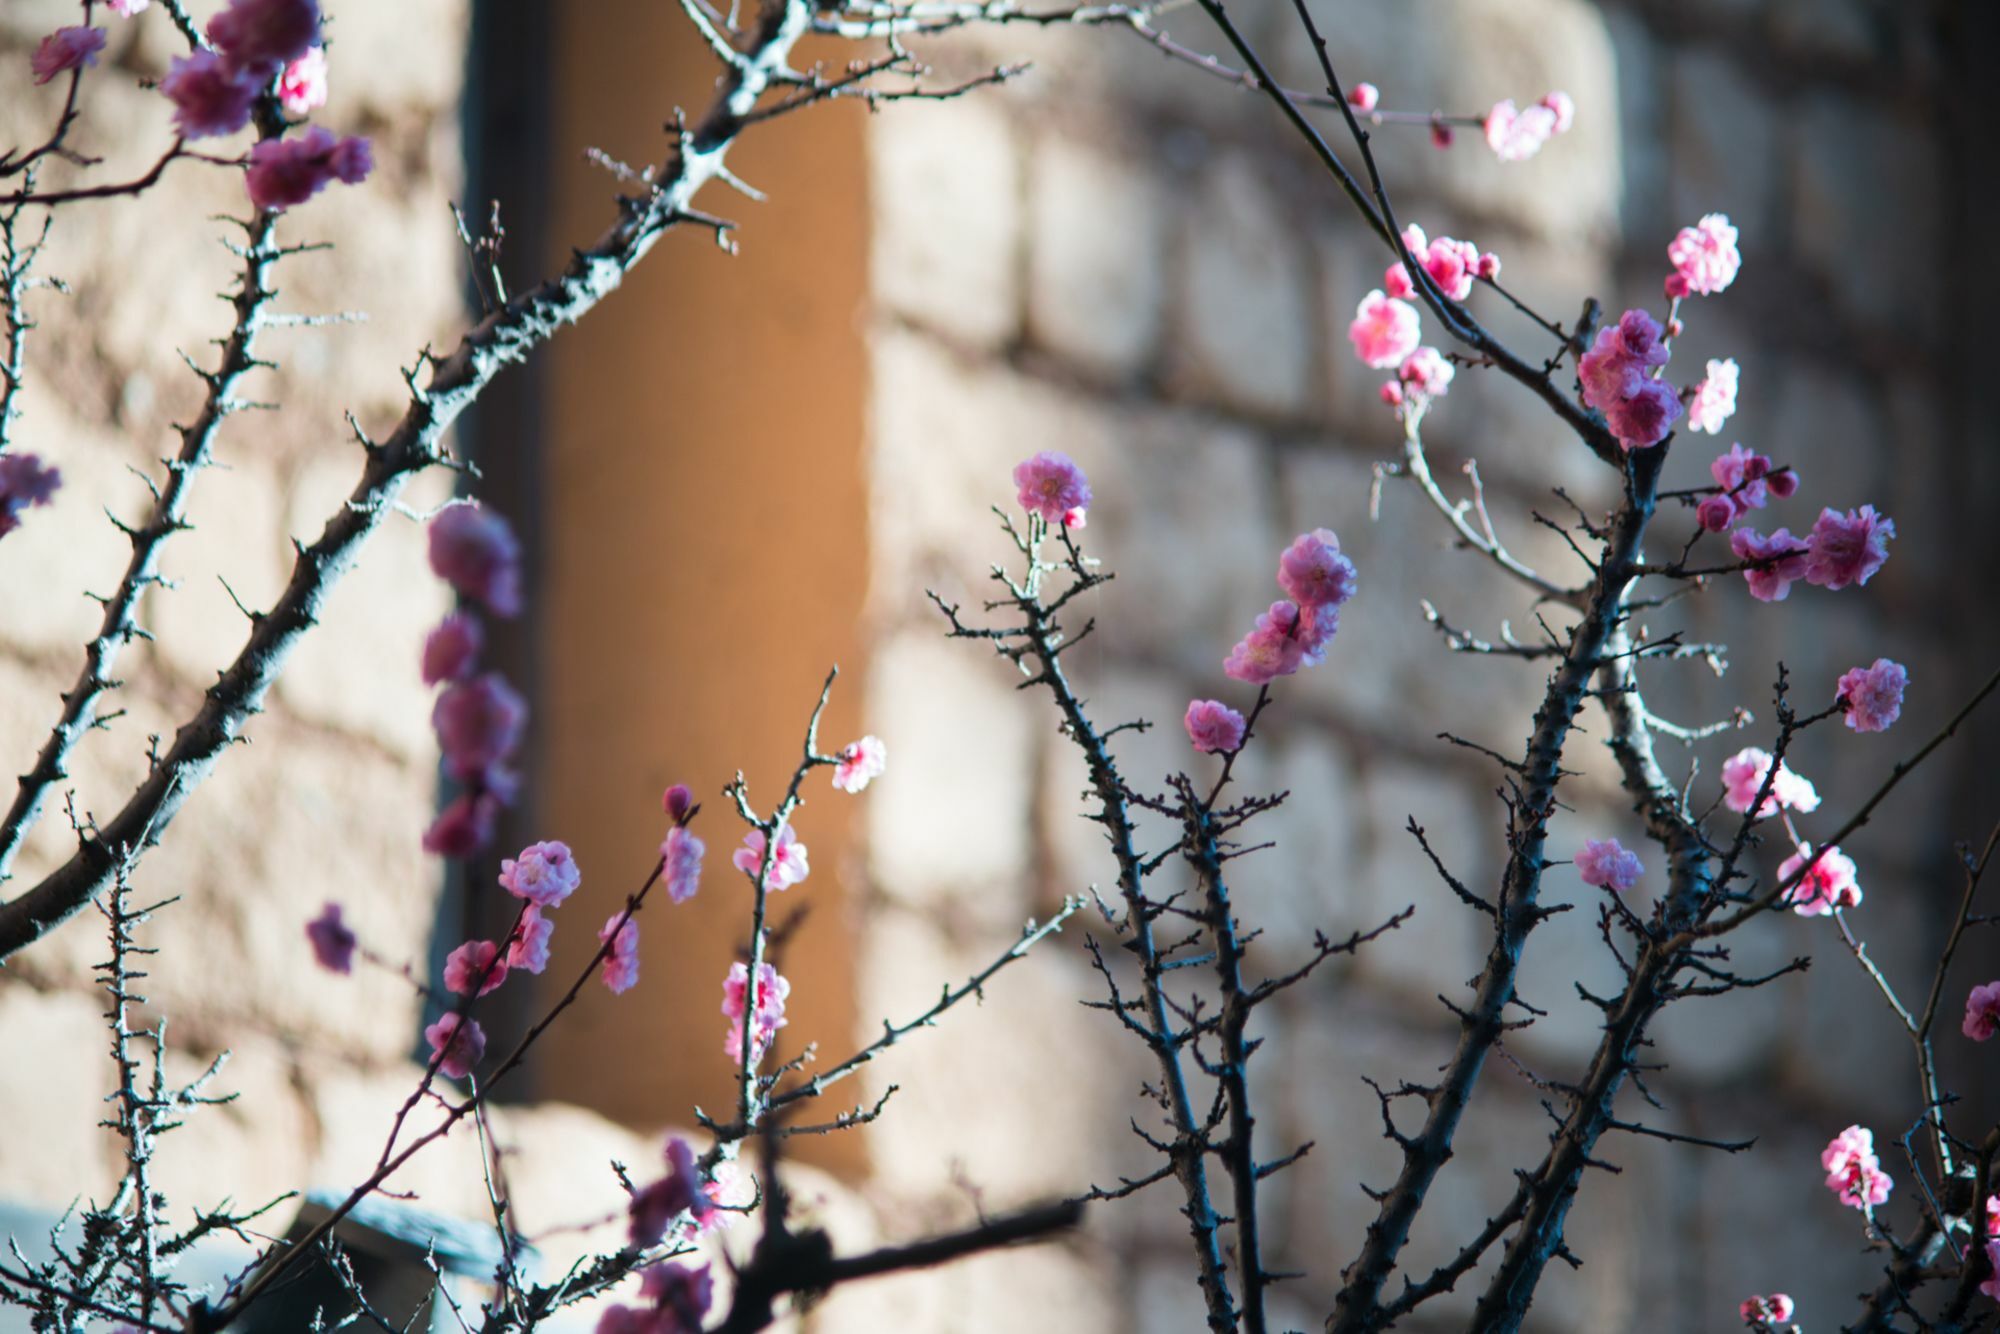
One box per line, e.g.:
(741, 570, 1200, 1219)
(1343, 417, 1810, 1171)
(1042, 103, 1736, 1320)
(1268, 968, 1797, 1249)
(1226, 727, 1364, 956)
(1025, 131, 1166, 382)
(816, 1234, 1119, 1334)
(148, 455, 288, 688)
(0, 982, 123, 1208)
(1669, 49, 1782, 245)
(1355, 758, 1493, 1005)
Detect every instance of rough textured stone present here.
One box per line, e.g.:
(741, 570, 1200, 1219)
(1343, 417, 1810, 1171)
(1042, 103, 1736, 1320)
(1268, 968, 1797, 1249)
(1356, 758, 1493, 1004)
(1669, 49, 1782, 247)
(1025, 132, 1166, 381)
(148, 456, 288, 687)
(0, 983, 123, 1207)
(1791, 96, 1943, 338)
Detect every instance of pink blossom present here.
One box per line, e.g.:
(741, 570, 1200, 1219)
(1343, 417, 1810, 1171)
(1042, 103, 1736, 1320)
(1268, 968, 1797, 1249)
(1062, 505, 1087, 530)
(1982, 1238, 2000, 1304)
(427, 502, 522, 616)
(1687, 359, 1739, 434)
(1779, 843, 1861, 917)
(1668, 213, 1742, 296)
(108, 0, 152, 14)
(444, 939, 509, 997)
(1720, 747, 1820, 817)
(1963, 981, 2000, 1041)
(832, 736, 888, 793)
(1389, 224, 1482, 303)
(423, 1013, 486, 1080)
(662, 784, 694, 821)
(1348, 290, 1421, 369)
(1347, 82, 1379, 113)
(1739, 1294, 1795, 1326)
(1539, 91, 1575, 134)
(1664, 273, 1690, 300)
(1836, 658, 1906, 733)
(642, 1259, 715, 1332)
(1184, 699, 1247, 754)
(246, 126, 372, 212)
(1575, 838, 1643, 892)
(1483, 99, 1559, 161)
(1011, 451, 1091, 525)
(1729, 527, 1810, 603)
(1822, 1125, 1892, 1210)
(1224, 600, 1308, 684)
(1578, 310, 1681, 449)
(1379, 382, 1405, 408)
(1396, 346, 1455, 405)
(732, 824, 809, 892)
(1604, 379, 1682, 449)
(31, 27, 105, 85)
(599, 914, 640, 994)
(1277, 528, 1357, 609)
(506, 905, 553, 974)
(433, 673, 526, 782)
(0, 452, 61, 538)
(421, 612, 484, 685)
(723, 961, 790, 1063)
(1429, 122, 1454, 150)
(306, 901, 356, 974)
(423, 791, 500, 857)
(160, 51, 259, 139)
(278, 45, 327, 117)
(1804, 505, 1895, 591)
(207, 0, 320, 74)
(1297, 603, 1339, 667)
(1710, 443, 1778, 515)
(1476, 251, 1502, 281)
(629, 1137, 720, 1246)
(661, 825, 705, 904)
(1696, 497, 1736, 533)
(500, 840, 581, 908)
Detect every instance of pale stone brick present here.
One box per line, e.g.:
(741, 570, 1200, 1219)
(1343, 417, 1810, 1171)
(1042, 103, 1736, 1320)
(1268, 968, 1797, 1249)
(1025, 132, 1165, 381)
(1792, 97, 1943, 338)
(147, 1036, 316, 1231)
(148, 457, 288, 687)
(1670, 49, 1782, 248)
(1356, 760, 1492, 1005)
(0, 982, 122, 1208)
(1227, 728, 1363, 954)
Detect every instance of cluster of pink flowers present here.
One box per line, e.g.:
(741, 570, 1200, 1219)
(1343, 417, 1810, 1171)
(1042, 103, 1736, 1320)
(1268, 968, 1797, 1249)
(422, 1012, 485, 1081)
(1686, 358, 1739, 435)
(1482, 92, 1574, 161)
(1836, 659, 1907, 733)
(733, 823, 810, 893)
(627, 1136, 720, 1246)
(1738, 1293, 1795, 1329)
(1575, 838, 1643, 892)
(1720, 747, 1820, 819)
(422, 503, 526, 857)
(1578, 309, 1682, 449)
(1348, 259, 1460, 418)
(723, 960, 790, 1064)
(833, 735, 888, 793)
(245, 127, 372, 211)
(1963, 981, 2000, 1041)
(599, 912, 641, 994)
(1385, 224, 1500, 304)
(1779, 843, 1861, 917)
(1697, 444, 1796, 533)
(0, 452, 62, 539)
(1012, 451, 1090, 529)
(30, 26, 106, 85)
(598, 1260, 714, 1334)
(1730, 505, 1895, 603)
(1667, 214, 1742, 298)
(1223, 529, 1357, 684)
(1822, 1124, 1893, 1211)
(1184, 699, 1247, 754)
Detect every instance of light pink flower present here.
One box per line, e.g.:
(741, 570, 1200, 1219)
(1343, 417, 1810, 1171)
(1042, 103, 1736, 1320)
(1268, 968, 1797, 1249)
(1720, 747, 1820, 818)
(1729, 527, 1810, 603)
(506, 904, 553, 974)
(207, 0, 320, 74)
(1011, 451, 1091, 525)
(1963, 981, 2000, 1041)
(661, 825, 705, 904)
(1576, 838, 1643, 892)
(433, 673, 527, 782)
(832, 736, 888, 793)
(306, 901, 356, 974)
(1224, 600, 1308, 684)
(1837, 658, 1906, 733)
(421, 612, 484, 685)
(1277, 528, 1357, 609)
(1297, 602, 1339, 667)
(423, 791, 500, 857)
(427, 502, 522, 616)
(500, 840, 581, 908)
(424, 1013, 486, 1080)
(278, 45, 327, 117)
(160, 50, 259, 139)
(1539, 91, 1575, 134)
(1476, 251, 1501, 281)
(31, 27, 105, 85)
(1739, 1294, 1795, 1326)
(1184, 699, 1247, 754)
(108, 0, 152, 14)
(723, 961, 790, 1063)
(1349, 290, 1421, 369)
(732, 824, 809, 892)
(599, 914, 640, 994)
(1780, 843, 1861, 917)
(1348, 82, 1379, 113)
(1396, 346, 1455, 404)
(1483, 99, 1559, 161)
(246, 126, 372, 212)
(1805, 505, 1895, 591)
(1822, 1125, 1892, 1210)
(1668, 213, 1742, 296)
(444, 939, 509, 996)
(1687, 359, 1739, 434)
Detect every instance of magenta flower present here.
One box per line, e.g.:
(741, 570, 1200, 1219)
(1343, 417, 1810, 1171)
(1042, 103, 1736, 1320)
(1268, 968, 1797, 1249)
(732, 824, 809, 892)
(1729, 527, 1810, 603)
(1348, 290, 1421, 369)
(1739, 1294, 1795, 1327)
(427, 502, 522, 616)
(1183, 699, 1247, 754)
(1011, 451, 1091, 525)
(160, 50, 259, 139)
(628, 1136, 720, 1246)
(1836, 658, 1907, 733)
(1720, 747, 1819, 818)
(305, 901, 356, 974)
(1224, 600, 1309, 684)
(599, 914, 640, 994)
(1711, 443, 1778, 513)
(1483, 98, 1559, 161)
(278, 45, 327, 117)
(423, 791, 500, 857)
(424, 1013, 486, 1080)
(499, 840, 581, 908)
(1575, 838, 1643, 892)
(662, 784, 694, 821)
(421, 612, 484, 685)
(642, 1259, 715, 1331)
(0, 452, 62, 539)
(1822, 1125, 1892, 1210)
(1387, 224, 1482, 303)
(108, 0, 152, 13)
(1804, 505, 1895, 591)
(506, 904, 553, 975)
(1395, 346, 1454, 405)
(1963, 981, 2000, 1041)
(443, 939, 509, 997)
(1687, 359, 1739, 435)
(661, 825, 705, 905)
(1696, 496, 1735, 533)
(1277, 528, 1358, 610)
(433, 673, 527, 782)
(31, 27, 106, 85)
(1347, 82, 1379, 113)
(1982, 1239, 2000, 1304)
(1668, 213, 1742, 296)
(246, 126, 372, 212)
(207, 0, 321, 74)
(1578, 310, 1681, 450)
(832, 736, 888, 793)
(722, 961, 790, 1063)
(1779, 843, 1861, 917)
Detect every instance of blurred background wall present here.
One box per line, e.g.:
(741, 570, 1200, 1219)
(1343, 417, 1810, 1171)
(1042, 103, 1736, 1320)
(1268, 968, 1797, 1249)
(0, 0, 1994, 1331)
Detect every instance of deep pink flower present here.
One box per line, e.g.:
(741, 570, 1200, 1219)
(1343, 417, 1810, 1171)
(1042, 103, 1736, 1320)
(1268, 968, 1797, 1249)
(207, 0, 320, 74)
(599, 914, 640, 994)
(1349, 290, 1421, 369)
(278, 45, 327, 117)
(245, 127, 372, 212)
(1429, 122, 1454, 150)
(444, 939, 509, 996)
(1780, 843, 1861, 917)
(642, 1259, 715, 1332)
(1396, 346, 1455, 405)
(1539, 91, 1575, 134)
(1837, 659, 1906, 733)
(1822, 1125, 1892, 1210)
(1483, 99, 1559, 161)
(1062, 505, 1087, 530)
(1963, 982, 2000, 1041)
(0, 452, 62, 538)
(1982, 1239, 2000, 1304)
(1011, 451, 1091, 525)
(722, 961, 790, 1063)
(1804, 505, 1895, 591)
(1729, 527, 1810, 603)
(1720, 747, 1819, 818)
(433, 673, 526, 782)
(1476, 251, 1502, 281)
(629, 1136, 720, 1247)
(732, 824, 809, 892)
(662, 784, 694, 821)
(1224, 600, 1308, 684)
(1604, 378, 1682, 448)
(1710, 443, 1776, 514)
(421, 612, 484, 685)
(1277, 528, 1357, 609)
(506, 904, 553, 974)
(832, 736, 888, 793)
(31, 27, 105, 85)
(108, 0, 152, 13)
(1576, 838, 1643, 892)
(1183, 699, 1247, 754)
(1668, 213, 1741, 296)
(1348, 82, 1379, 113)
(1739, 1294, 1795, 1326)
(500, 840, 581, 908)
(160, 50, 259, 139)
(306, 901, 356, 974)
(423, 791, 500, 857)
(1696, 496, 1736, 533)
(1687, 359, 1739, 435)
(661, 825, 705, 904)
(1379, 381, 1405, 408)
(1389, 225, 1482, 303)
(424, 1013, 486, 1080)
(1578, 310, 1680, 449)
(427, 502, 522, 616)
